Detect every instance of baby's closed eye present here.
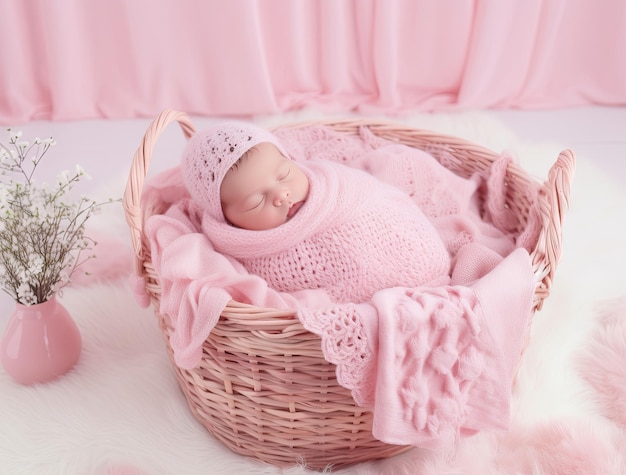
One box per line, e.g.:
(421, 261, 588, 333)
(278, 165, 290, 181)
(245, 194, 265, 211)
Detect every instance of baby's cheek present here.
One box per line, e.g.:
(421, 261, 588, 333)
(249, 209, 284, 230)
(271, 209, 288, 226)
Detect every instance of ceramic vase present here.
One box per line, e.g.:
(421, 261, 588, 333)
(1, 295, 82, 385)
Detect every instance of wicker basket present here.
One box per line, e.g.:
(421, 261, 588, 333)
(123, 109, 575, 470)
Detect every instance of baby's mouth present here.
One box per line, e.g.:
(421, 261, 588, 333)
(287, 201, 304, 219)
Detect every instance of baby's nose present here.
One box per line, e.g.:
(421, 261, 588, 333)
(273, 188, 290, 206)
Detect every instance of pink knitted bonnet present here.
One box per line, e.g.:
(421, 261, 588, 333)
(181, 121, 290, 222)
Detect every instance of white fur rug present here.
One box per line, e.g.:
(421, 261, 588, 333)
(1, 111, 625, 474)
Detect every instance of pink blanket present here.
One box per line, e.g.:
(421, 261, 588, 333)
(298, 249, 533, 448)
(135, 125, 539, 448)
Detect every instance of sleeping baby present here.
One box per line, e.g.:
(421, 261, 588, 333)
(181, 121, 453, 304)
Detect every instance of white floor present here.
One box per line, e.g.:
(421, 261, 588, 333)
(492, 106, 626, 185)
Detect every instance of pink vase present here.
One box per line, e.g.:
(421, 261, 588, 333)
(1, 295, 82, 385)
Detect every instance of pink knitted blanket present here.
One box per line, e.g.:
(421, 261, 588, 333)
(135, 125, 539, 448)
(297, 249, 533, 448)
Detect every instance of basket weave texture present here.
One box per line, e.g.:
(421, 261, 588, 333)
(123, 109, 575, 470)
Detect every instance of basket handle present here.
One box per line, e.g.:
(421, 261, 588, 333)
(123, 108, 196, 276)
(532, 148, 575, 309)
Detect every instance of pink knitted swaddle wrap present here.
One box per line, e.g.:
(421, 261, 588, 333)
(202, 159, 451, 303)
(181, 121, 452, 304)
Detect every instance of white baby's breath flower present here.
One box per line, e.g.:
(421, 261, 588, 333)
(16, 283, 36, 306)
(8, 129, 22, 142)
(0, 129, 118, 305)
(28, 255, 44, 275)
(57, 270, 71, 286)
(56, 170, 71, 186)
(75, 164, 86, 176)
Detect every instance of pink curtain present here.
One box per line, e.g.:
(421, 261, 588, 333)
(1, 0, 625, 124)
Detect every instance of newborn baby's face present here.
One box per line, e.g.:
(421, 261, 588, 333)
(220, 142, 309, 230)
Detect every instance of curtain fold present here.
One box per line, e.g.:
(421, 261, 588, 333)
(1, 0, 625, 123)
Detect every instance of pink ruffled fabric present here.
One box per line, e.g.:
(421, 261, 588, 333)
(137, 124, 540, 446)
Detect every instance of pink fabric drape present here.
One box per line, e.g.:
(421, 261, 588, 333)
(1, 0, 625, 124)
